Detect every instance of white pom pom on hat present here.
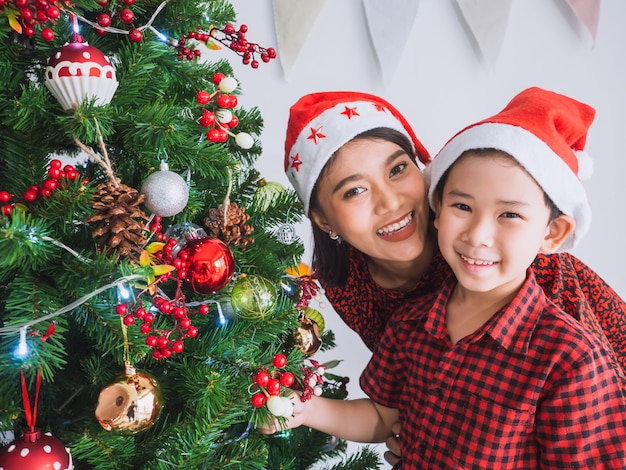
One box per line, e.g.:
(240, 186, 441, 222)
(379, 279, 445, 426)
(284, 91, 431, 215)
(426, 86, 596, 251)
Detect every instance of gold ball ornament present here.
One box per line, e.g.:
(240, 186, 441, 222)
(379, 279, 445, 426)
(296, 316, 323, 355)
(302, 307, 325, 333)
(95, 364, 163, 435)
(230, 274, 278, 321)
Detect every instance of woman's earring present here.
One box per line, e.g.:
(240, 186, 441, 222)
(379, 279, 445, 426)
(328, 230, 343, 244)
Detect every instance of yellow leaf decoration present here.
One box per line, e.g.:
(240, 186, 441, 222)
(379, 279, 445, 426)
(145, 242, 165, 254)
(152, 264, 176, 276)
(8, 12, 22, 34)
(205, 40, 222, 51)
(285, 262, 313, 278)
(139, 249, 151, 267)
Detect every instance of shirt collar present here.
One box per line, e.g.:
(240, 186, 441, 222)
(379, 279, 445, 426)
(424, 269, 547, 353)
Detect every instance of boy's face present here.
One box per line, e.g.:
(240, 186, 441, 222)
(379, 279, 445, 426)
(434, 151, 557, 297)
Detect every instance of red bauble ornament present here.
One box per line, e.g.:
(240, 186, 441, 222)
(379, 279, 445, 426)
(181, 238, 235, 294)
(44, 40, 118, 111)
(0, 430, 73, 469)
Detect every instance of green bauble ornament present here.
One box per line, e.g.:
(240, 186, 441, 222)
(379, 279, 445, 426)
(230, 275, 278, 321)
(252, 179, 286, 212)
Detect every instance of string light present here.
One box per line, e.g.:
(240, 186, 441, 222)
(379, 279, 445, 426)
(14, 327, 30, 359)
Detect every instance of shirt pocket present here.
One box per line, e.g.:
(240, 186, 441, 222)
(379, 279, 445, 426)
(448, 392, 534, 469)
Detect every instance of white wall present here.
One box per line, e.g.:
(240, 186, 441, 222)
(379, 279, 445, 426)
(218, 1, 626, 467)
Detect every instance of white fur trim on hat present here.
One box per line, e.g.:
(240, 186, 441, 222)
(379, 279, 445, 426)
(426, 122, 591, 251)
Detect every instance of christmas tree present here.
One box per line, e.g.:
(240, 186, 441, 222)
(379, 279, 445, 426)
(0, 0, 381, 468)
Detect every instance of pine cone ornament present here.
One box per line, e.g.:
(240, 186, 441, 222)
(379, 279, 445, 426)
(204, 202, 254, 248)
(87, 181, 149, 261)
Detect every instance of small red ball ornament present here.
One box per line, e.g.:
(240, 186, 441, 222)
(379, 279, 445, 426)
(181, 238, 235, 294)
(0, 430, 73, 469)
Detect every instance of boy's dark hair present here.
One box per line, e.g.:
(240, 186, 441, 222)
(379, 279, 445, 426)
(433, 148, 563, 221)
(309, 127, 418, 287)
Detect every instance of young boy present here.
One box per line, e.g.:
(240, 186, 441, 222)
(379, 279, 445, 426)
(261, 88, 626, 468)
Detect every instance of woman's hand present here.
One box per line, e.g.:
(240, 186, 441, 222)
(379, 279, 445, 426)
(383, 421, 402, 466)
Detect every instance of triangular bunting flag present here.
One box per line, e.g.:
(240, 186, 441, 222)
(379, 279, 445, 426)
(566, 0, 601, 44)
(272, 0, 327, 80)
(455, 0, 512, 70)
(362, 0, 420, 85)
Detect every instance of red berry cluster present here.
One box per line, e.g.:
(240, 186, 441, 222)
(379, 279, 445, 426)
(298, 359, 326, 401)
(93, 0, 143, 42)
(250, 354, 295, 409)
(148, 215, 167, 242)
(0, 0, 62, 41)
(0, 159, 81, 216)
(195, 73, 240, 144)
(186, 23, 276, 69)
(115, 291, 210, 360)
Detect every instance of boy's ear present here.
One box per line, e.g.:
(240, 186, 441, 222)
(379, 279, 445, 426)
(540, 215, 576, 253)
(432, 195, 442, 231)
(310, 208, 331, 233)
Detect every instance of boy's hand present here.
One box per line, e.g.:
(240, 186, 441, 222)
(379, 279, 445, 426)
(384, 421, 402, 466)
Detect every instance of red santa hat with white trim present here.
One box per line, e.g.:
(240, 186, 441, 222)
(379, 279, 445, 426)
(284, 91, 431, 214)
(426, 86, 595, 251)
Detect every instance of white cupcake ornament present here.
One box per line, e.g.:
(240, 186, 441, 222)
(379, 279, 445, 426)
(45, 41, 119, 111)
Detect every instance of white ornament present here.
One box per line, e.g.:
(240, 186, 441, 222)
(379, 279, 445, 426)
(216, 109, 233, 124)
(140, 161, 189, 217)
(279, 396, 294, 417)
(218, 77, 238, 93)
(266, 395, 286, 417)
(235, 132, 254, 149)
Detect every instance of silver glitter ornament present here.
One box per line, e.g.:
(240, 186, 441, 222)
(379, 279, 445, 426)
(141, 161, 189, 217)
(274, 223, 296, 244)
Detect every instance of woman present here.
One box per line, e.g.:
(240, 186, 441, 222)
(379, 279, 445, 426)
(283, 91, 626, 463)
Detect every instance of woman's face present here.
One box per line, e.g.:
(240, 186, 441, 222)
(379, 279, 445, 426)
(311, 138, 431, 264)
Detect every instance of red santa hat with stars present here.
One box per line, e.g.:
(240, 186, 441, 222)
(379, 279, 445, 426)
(284, 91, 431, 214)
(426, 86, 595, 251)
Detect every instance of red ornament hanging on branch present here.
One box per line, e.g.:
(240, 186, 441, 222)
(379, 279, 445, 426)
(0, 369, 74, 469)
(44, 37, 119, 111)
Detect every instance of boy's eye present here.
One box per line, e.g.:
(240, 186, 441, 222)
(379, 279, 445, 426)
(344, 187, 365, 198)
(501, 212, 521, 219)
(453, 203, 471, 212)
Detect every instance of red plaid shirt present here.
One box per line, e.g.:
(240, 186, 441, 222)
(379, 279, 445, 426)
(360, 270, 626, 469)
(324, 247, 626, 385)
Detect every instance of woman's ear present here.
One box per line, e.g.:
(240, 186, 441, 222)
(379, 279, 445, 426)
(540, 214, 576, 253)
(309, 208, 331, 233)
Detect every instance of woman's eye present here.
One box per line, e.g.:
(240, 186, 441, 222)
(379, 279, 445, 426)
(390, 163, 407, 177)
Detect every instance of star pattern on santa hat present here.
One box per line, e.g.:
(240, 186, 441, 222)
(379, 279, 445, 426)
(307, 126, 326, 144)
(373, 103, 387, 113)
(341, 106, 360, 119)
(289, 153, 303, 171)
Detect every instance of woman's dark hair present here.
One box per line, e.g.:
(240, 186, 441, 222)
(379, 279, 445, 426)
(433, 148, 563, 221)
(309, 127, 418, 287)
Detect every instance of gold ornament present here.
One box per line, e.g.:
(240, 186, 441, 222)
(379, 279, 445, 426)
(296, 316, 322, 355)
(95, 364, 163, 435)
(303, 307, 325, 333)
